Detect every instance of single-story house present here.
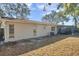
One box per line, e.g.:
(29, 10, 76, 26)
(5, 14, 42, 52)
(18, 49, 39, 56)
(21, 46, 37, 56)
(0, 17, 57, 42)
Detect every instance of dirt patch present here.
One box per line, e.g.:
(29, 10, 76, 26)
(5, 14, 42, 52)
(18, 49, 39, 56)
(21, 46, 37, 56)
(0, 35, 76, 56)
(21, 35, 79, 56)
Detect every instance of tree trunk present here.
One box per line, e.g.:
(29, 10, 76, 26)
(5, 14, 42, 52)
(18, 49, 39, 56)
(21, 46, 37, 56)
(62, 22, 64, 25)
(74, 17, 77, 29)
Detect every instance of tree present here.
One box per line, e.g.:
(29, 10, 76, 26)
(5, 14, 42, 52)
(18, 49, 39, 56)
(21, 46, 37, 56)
(0, 4, 5, 17)
(15, 3, 30, 19)
(0, 9, 5, 18)
(0, 3, 30, 19)
(42, 11, 58, 24)
(57, 3, 79, 28)
(44, 3, 79, 28)
(42, 10, 67, 25)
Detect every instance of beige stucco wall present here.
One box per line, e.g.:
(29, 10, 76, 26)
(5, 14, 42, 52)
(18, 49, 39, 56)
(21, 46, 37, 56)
(4, 22, 52, 42)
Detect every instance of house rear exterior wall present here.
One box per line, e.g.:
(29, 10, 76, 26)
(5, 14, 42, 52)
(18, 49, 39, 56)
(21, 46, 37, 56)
(4, 22, 51, 42)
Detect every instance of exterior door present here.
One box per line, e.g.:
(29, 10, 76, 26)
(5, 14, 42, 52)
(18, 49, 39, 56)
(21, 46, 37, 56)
(0, 28, 4, 41)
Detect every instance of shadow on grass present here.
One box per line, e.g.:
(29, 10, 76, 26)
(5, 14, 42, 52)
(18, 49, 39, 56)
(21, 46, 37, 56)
(0, 34, 78, 56)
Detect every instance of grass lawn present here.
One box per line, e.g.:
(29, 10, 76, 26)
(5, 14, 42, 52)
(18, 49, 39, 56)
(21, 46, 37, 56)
(21, 35, 79, 56)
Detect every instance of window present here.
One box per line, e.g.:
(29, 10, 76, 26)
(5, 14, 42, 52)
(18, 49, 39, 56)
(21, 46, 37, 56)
(33, 29, 37, 36)
(44, 26, 46, 29)
(51, 27, 55, 31)
(9, 24, 14, 38)
(0, 23, 1, 28)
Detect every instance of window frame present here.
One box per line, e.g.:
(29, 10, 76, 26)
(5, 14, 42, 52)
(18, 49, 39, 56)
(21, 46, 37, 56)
(9, 24, 14, 38)
(33, 29, 37, 36)
(51, 27, 55, 31)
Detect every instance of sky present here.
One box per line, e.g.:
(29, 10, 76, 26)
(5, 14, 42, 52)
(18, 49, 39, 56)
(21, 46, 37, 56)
(27, 3, 74, 25)
(27, 3, 58, 21)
